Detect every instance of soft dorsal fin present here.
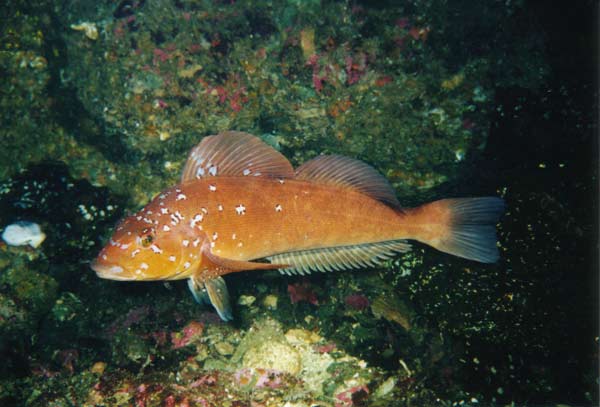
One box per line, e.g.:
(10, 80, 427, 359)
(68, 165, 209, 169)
(181, 131, 295, 183)
(267, 240, 411, 276)
(295, 155, 402, 209)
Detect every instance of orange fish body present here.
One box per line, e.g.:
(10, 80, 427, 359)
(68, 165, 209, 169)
(92, 132, 504, 320)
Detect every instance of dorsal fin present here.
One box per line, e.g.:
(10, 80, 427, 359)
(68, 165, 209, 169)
(181, 131, 295, 183)
(267, 240, 411, 276)
(295, 155, 402, 209)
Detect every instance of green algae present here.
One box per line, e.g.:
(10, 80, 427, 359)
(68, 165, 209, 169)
(0, 251, 57, 340)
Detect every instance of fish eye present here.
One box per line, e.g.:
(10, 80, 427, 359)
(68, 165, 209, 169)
(139, 228, 155, 247)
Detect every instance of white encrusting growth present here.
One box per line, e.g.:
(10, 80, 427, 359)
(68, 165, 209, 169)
(2, 221, 47, 248)
(235, 204, 246, 215)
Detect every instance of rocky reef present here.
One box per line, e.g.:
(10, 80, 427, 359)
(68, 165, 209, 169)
(0, 0, 596, 406)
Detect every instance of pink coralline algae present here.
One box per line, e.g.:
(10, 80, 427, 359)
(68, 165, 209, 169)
(288, 281, 319, 305)
(335, 384, 369, 407)
(345, 53, 368, 85)
(170, 321, 204, 349)
(234, 368, 285, 389)
(105, 305, 151, 337)
(314, 342, 337, 354)
(344, 294, 370, 311)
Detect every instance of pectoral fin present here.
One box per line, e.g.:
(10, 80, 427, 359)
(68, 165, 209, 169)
(188, 275, 233, 321)
(202, 245, 288, 272)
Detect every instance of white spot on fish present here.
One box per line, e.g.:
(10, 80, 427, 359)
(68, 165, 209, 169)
(201, 207, 208, 214)
(174, 211, 184, 220)
(2, 221, 46, 248)
(190, 214, 203, 228)
(182, 239, 190, 247)
(169, 255, 176, 262)
(243, 168, 251, 176)
(146, 210, 153, 215)
(176, 193, 187, 201)
(208, 165, 218, 176)
(150, 244, 163, 254)
(210, 241, 215, 248)
(217, 204, 223, 211)
(212, 232, 218, 240)
(196, 167, 205, 178)
(159, 194, 166, 200)
(170, 214, 179, 225)
(184, 261, 191, 269)
(278, 178, 285, 184)
(237, 242, 243, 247)
(163, 225, 171, 232)
(192, 238, 201, 247)
(275, 204, 283, 212)
(135, 269, 142, 275)
(231, 233, 236, 240)
(209, 184, 217, 192)
(136, 216, 142, 221)
(102, 254, 107, 260)
(131, 249, 141, 258)
(140, 262, 149, 270)
(120, 243, 130, 250)
(235, 204, 246, 215)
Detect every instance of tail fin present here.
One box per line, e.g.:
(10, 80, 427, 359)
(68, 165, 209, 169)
(413, 197, 505, 263)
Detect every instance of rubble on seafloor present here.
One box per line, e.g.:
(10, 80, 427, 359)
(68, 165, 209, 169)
(20, 317, 417, 406)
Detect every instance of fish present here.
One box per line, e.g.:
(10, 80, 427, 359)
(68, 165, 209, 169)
(2, 221, 46, 248)
(91, 131, 504, 321)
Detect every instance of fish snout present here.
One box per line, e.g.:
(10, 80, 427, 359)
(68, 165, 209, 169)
(91, 259, 128, 280)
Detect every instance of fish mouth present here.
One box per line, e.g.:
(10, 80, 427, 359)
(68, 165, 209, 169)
(91, 260, 131, 281)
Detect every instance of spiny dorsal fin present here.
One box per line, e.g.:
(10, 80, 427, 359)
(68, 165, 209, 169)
(295, 155, 402, 209)
(267, 240, 411, 276)
(181, 131, 295, 183)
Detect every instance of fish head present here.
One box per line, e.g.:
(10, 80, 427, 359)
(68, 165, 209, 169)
(91, 210, 202, 281)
